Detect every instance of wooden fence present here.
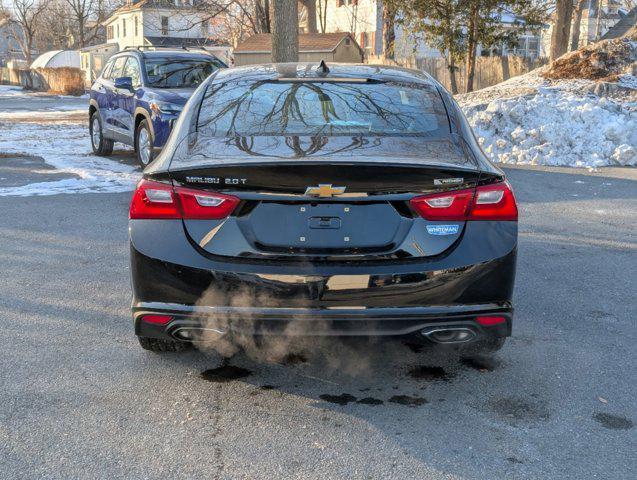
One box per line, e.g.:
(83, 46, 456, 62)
(0, 67, 85, 95)
(367, 55, 547, 92)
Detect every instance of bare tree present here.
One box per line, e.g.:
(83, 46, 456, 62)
(9, 0, 49, 64)
(254, 0, 272, 32)
(300, 0, 317, 33)
(316, 0, 328, 33)
(594, 0, 603, 40)
(271, 0, 298, 62)
(35, 0, 74, 50)
(550, 0, 574, 60)
(224, 0, 271, 34)
(570, 0, 587, 51)
(382, 1, 396, 59)
(62, 0, 98, 48)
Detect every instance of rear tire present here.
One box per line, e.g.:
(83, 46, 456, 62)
(90, 112, 113, 156)
(138, 336, 189, 353)
(135, 119, 154, 167)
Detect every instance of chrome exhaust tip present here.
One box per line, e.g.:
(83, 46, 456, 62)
(421, 327, 476, 344)
(172, 327, 226, 341)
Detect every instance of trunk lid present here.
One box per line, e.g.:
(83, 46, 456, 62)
(168, 136, 488, 260)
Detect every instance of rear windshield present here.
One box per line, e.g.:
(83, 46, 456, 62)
(145, 56, 225, 88)
(197, 79, 449, 137)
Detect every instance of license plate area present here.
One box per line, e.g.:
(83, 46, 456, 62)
(245, 202, 402, 251)
(309, 216, 341, 229)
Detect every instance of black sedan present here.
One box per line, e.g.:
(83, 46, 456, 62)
(129, 63, 518, 355)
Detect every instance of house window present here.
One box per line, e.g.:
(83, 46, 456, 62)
(116, 24, 120, 38)
(361, 32, 373, 53)
(201, 21, 209, 36)
(135, 16, 138, 37)
(107, 26, 113, 40)
(527, 37, 539, 57)
(161, 16, 169, 36)
(122, 19, 126, 37)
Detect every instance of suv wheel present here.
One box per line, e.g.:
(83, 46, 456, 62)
(135, 119, 154, 167)
(138, 336, 190, 353)
(90, 112, 113, 156)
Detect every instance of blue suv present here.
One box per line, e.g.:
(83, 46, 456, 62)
(89, 48, 225, 166)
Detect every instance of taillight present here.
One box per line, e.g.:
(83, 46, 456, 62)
(476, 315, 507, 326)
(130, 179, 180, 219)
(141, 314, 173, 325)
(129, 179, 239, 220)
(174, 186, 240, 220)
(468, 182, 518, 221)
(410, 181, 517, 221)
(410, 188, 474, 221)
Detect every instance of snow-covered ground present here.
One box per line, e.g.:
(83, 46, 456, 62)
(458, 71, 637, 168)
(0, 86, 139, 196)
(0, 85, 26, 97)
(0, 84, 89, 99)
(0, 122, 138, 196)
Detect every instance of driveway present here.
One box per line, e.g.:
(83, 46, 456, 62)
(0, 154, 635, 479)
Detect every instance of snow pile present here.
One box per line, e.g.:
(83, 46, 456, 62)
(0, 121, 139, 196)
(457, 34, 637, 168)
(460, 85, 637, 167)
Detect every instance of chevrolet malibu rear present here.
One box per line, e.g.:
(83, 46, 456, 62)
(129, 63, 517, 355)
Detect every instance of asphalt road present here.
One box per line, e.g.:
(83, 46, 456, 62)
(0, 160, 635, 479)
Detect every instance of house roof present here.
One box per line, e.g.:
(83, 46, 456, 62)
(601, 7, 637, 39)
(111, 0, 198, 15)
(234, 33, 361, 54)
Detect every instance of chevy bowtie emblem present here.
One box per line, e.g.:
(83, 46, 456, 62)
(304, 184, 346, 197)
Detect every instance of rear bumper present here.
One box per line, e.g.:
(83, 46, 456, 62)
(134, 303, 512, 342)
(130, 219, 517, 342)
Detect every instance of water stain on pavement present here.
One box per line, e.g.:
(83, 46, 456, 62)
(200, 365, 252, 383)
(506, 457, 524, 464)
(409, 365, 452, 381)
(461, 356, 500, 372)
(489, 396, 549, 424)
(280, 352, 307, 365)
(593, 412, 634, 430)
(319, 393, 357, 405)
(389, 395, 429, 407)
(357, 397, 384, 406)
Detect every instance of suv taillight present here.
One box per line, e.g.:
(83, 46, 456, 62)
(129, 179, 240, 220)
(410, 181, 518, 221)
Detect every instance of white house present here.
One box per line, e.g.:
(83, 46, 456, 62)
(80, 0, 229, 83)
(104, 0, 213, 50)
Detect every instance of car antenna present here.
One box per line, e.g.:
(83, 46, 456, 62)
(317, 59, 330, 75)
